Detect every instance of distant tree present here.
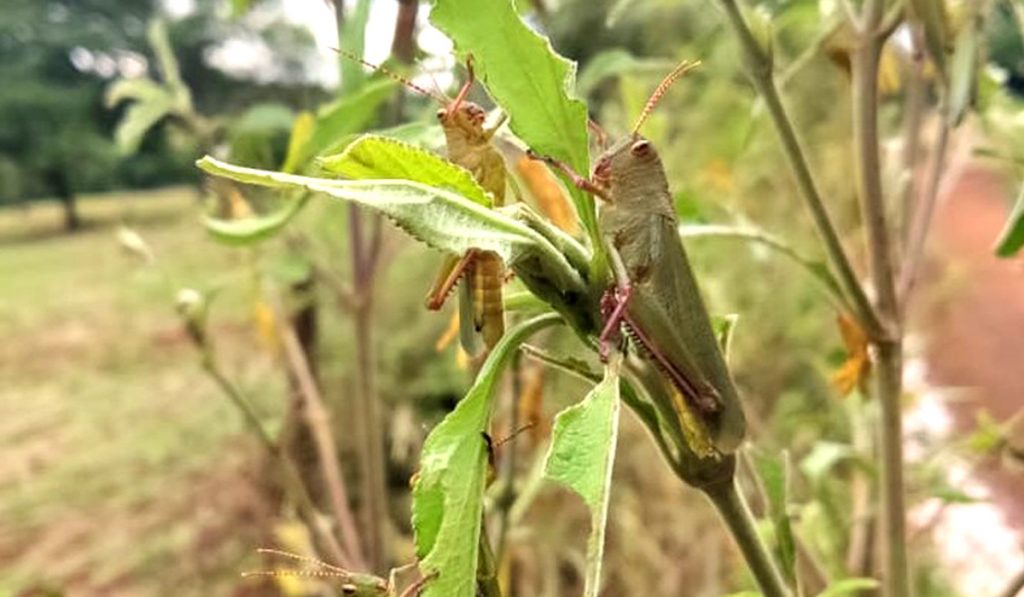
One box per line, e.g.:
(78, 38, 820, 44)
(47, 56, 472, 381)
(0, 0, 320, 231)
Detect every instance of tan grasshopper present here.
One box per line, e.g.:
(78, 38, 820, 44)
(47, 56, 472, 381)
(530, 61, 746, 451)
(338, 51, 508, 354)
(243, 548, 432, 597)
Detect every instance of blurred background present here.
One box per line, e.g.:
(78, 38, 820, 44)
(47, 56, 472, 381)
(1, 0, 1023, 595)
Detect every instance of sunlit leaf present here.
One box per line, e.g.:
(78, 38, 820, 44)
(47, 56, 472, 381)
(412, 314, 562, 597)
(430, 0, 597, 247)
(289, 79, 396, 170)
(544, 360, 622, 597)
(319, 135, 492, 206)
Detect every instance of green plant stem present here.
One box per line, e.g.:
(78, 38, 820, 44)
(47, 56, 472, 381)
(494, 354, 523, 567)
(851, 3, 910, 594)
(716, 0, 884, 340)
(874, 338, 909, 597)
(703, 478, 792, 597)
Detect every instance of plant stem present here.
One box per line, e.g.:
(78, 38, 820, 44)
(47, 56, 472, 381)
(899, 110, 950, 304)
(717, 0, 885, 340)
(494, 354, 523, 566)
(278, 306, 369, 571)
(851, 3, 910, 593)
(347, 204, 389, 572)
(898, 31, 927, 249)
(874, 338, 909, 597)
(703, 478, 792, 597)
(201, 355, 352, 568)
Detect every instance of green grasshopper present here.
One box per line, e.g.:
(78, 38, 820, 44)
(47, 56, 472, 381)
(530, 61, 746, 451)
(244, 548, 431, 597)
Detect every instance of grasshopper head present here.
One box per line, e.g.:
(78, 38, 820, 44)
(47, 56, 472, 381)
(592, 134, 667, 203)
(437, 101, 487, 141)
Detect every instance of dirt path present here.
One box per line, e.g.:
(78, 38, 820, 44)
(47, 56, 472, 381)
(921, 164, 1024, 528)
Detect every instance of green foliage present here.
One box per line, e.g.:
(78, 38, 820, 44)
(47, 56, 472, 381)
(319, 136, 492, 206)
(995, 183, 1024, 257)
(411, 314, 562, 597)
(288, 80, 397, 169)
(543, 362, 622, 597)
(575, 48, 676, 97)
(197, 152, 580, 287)
(816, 578, 880, 597)
(429, 0, 597, 248)
(106, 19, 195, 155)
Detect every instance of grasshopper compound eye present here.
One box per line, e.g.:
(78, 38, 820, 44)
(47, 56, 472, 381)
(436, 107, 448, 120)
(630, 139, 652, 157)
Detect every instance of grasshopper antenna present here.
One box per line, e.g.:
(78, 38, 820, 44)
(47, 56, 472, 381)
(631, 59, 701, 136)
(494, 421, 535, 448)
(252, 547, 348, 573)
(331, 47, 449, 105)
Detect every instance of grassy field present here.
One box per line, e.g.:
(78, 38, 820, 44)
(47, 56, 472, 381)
(0, 189, 289, 595)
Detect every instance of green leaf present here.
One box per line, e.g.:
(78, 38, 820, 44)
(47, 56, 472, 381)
(282, 112, 316, 174)
(754, 451, 797, 587)
(800, 441, 856, 483)
(712, 313, 739, 362)
(995, 182, 1024, 257)
(412, 314, 562, 597)
(113, 96, 176, 154)
(290, 79, 396, 171)
(947, 6, 980, 127)
(544, 361, 622, 597)
(576, 48, 676, 97)
(816, 578, 880, 597)
(319, 135, 492, 206)
(429, 0, 596, 247)
(339, 0, 373, 93)
(203, 195, 311, 245)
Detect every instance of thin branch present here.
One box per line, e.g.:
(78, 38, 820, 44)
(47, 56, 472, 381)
(851, 0, 911, 593)
(717, 0, 886, 340)
(898, 30, 927, 250)
(899, 111, 951, 305)
(274, 296, 369, 571)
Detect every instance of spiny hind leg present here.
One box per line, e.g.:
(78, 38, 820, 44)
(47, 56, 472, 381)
(598, 284, 633, 362)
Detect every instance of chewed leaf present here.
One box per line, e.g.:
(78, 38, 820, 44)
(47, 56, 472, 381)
(544, 361, 622, 597)
(430, 0, 597, 247)
(197, 156, 559, 264)
(412, 314, 562, 597)
(319, 135, 493, 207)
